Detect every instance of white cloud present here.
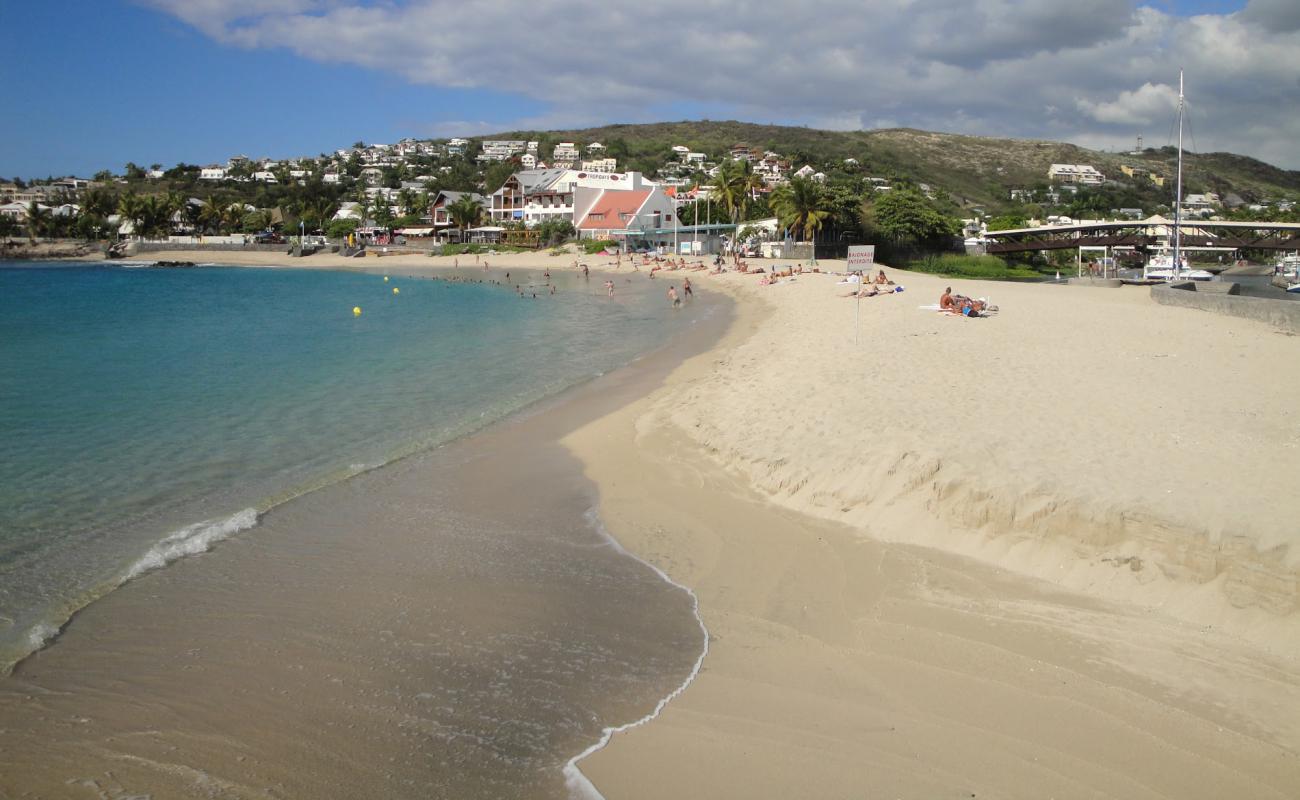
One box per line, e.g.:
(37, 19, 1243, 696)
(1076, 82, 1178, 126)
(142, 0, 1300, 167)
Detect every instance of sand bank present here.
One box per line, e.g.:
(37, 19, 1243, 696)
(564, 267, 1300, 797)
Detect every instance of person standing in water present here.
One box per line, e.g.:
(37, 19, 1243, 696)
(667, 285, 680, 308)
(683, 277, 693, 299)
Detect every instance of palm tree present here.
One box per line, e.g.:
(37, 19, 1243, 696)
(446, 195, 483, 238)
(117, 193, 145, 239)
(138, 195, 173, 239)
(397, 188, 419, 218)
(222, 203, 246, 234)
(25, 202, 52, 242)
(82, 187, 118, 220)
(770, 177, 831, 244)
(200, 195, 227, 234)
(302, 197, 336, 233)
(710, 159, 765, 235)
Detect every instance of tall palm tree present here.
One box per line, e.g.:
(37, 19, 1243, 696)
(138, 195, 173, 239)
(710, 159, 765, 232)
(200, 195, 227, 234)
(769, 177, 831, 244)
(82, 187, 118, 220)
(25, 202, 52, 242)
(117, 193, 145, 239)
(222, 203, 246, 234)
(447, 195, 483, 238)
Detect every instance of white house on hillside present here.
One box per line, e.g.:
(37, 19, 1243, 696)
(199, 166, 228, 181)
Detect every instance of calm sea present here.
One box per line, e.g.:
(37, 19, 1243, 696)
(0, 261, 686, 672)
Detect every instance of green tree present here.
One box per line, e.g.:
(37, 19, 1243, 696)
(710, 159, 764, 233)
(862, 188, 958, 249)
(117, 193, 145, 238)
(446, 194, 484, 235)
(985, 214, 1027, 231)
(769, 177, 831, 242)
(81, 187, 119, 219)
(25, 202, 52, 241)
(199, 195, 227, 234)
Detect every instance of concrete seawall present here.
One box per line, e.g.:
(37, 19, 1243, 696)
(1152, 281, 1300, 334)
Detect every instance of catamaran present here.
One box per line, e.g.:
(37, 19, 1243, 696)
(1144, 70, 1214, 282)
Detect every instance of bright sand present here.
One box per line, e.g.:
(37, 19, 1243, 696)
(562, 264, 1300, 797)
(38, 249, 1300, 796)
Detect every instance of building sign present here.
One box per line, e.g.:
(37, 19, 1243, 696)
(847, 245, 876, 268)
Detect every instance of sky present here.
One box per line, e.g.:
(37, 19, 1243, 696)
(4, 0, 1299, 178)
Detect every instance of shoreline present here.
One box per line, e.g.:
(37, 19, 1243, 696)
(9, 250, 1299, 796)
(0, 260, 736, 797)
(562, 268, 1300, 796)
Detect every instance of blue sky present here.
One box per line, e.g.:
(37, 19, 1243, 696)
(1, 1, 543, 178)
(7, 0, 1297, 179)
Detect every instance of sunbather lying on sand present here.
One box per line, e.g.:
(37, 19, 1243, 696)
(874, 270, 894, 285)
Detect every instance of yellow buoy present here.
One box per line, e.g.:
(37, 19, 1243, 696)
(353, 306, 362, 316)
(392, 287, 400, 295)
(383, 276, 389, 282)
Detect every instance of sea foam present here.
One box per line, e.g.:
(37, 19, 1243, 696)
(125, 508, 259, 580)
(562, 508, 710, 800)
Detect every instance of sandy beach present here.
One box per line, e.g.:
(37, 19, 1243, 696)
(560, 263, 1300, 798)
(13, 248, 1300, 797)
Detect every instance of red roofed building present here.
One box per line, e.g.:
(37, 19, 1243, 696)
(574, 183, 679, 243)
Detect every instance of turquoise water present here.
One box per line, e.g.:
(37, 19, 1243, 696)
(0, 261, 686, 671)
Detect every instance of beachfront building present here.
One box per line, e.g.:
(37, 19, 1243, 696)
(428, 190, 489, 236)
(574, 179, 677, 245)
(1048, 163, 1105, 185)
(489, 169, 659, 227)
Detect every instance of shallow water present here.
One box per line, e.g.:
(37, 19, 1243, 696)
(0, 261, 687, 668)
(0, 259, 722, 797)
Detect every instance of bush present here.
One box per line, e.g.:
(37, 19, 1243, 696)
(582, 239, 618, 255)
(326, 218, 360, 239)
(906, 254, 1042, 279)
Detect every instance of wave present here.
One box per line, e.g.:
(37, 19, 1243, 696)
(124, 508, 259, 580)
(3, 508, 260, 675)
(562, 508, 710, 800)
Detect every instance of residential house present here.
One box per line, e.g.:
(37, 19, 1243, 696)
(1048, 164, 1105, 185)
(322, 172, 341, 184)
(730, 143, 756, 162)
(1181, 193, 1219, 217)
(478, 140, 528, 163)
(428, 190, 489, 237)
(200, 166, 228, 181)
(447, 138, 469, 155)
(520, 153, 537, 170)
(586, 142, 606, 154)
(581, 158, 618, 173)
(551, 142, 580, 167)
(252, 171, 278, 183)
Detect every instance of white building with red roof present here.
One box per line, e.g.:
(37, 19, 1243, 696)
(574, 177, 678, 242)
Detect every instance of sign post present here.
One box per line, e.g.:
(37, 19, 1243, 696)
(846, 245, 876, 271)
(846, 246, 876, 346)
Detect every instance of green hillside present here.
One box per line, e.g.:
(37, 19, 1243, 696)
(488, 120, 1300, 212)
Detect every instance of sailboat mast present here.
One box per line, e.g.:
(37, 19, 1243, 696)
(1173, 69, 1184, 279)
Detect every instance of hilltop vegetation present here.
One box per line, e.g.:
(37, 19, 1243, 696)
(490, 120, 1300, 212)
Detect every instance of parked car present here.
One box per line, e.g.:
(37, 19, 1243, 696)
(253, 232, 285, 244)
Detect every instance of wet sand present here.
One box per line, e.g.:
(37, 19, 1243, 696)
(0, 274, 732, 798)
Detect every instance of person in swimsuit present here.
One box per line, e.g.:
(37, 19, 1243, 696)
(683, 277, 693, 298)
(668, 286, 680, 307)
